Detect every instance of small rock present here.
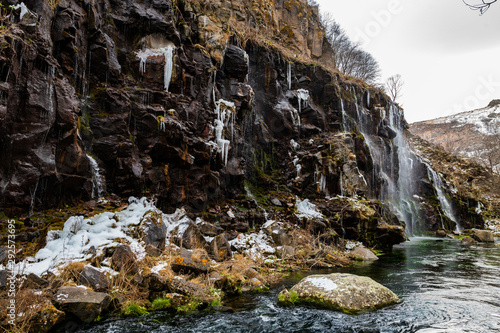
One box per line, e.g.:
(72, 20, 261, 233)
(209, 233, 232, 262)
(145, 244, 163, 257)
(140, 212, 167, 250)
(271, 198, 282, 206)
(351, 247, 378, 261)
(198, 221, 223, 237)
(180, 224, 207, 249)
(241, 278, 265, 292)
(462, 236, 477, 244)
(111, 244, 139, 275)
(21, 273, 50, 290)
(143, 273, 168, 291)
(28, 299, 65, 333)
(165, 276, 209, 299)
(436, 230, 447, 238)
(471, 229, 495, 243)
(278, 245, 295, 259)
(207, 271, 226, 288)
(53, 286, 111, 322)
(171, 252, 211, 275)
(78, 266, 110, 292)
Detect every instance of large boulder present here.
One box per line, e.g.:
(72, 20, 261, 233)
(278, 273, 399, 313)
(28, 299, 65, 333)
(351, 246, 378, 261)
(471, 229, 495, 243)
(140, 212, 167, 251)
(53, 286, 111, 322)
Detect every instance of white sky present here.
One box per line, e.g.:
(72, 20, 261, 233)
(314, 0, 500, 123)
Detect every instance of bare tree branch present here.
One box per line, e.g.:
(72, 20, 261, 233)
(463, 0, 498, 14)
(385, 74, 404, 102)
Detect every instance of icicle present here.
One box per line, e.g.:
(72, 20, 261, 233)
(136, 45, 175, 92)
(297, 89, 310, 114)
(163, 45, 174, 92)
(213, 99, 235, 165)
(287, 62, 292, 90)
(292, 156, 301, 179)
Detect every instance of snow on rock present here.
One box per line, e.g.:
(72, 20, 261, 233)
(295, 198, 324, 219)
(302, 276, 339, 292)
(229, 228, 276, 260)
(14, 197, 190, 276)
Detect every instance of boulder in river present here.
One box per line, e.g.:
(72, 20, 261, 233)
(53, 286, 111, 322)
(278, 273, 399, 313)
(471, 229, 495, 243)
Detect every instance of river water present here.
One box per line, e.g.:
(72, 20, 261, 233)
(76, 237, 500, 333)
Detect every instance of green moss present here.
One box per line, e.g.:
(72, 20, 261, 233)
(177, 299, 200, 313)
(122, 302, 149, 317)
(151, 298, 172, 311)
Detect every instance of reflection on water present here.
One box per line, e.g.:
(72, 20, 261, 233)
(75, 237, 500, 333)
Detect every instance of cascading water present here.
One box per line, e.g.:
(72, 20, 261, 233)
(426, 164, 462, 232)
(347, 91, 424, 235)
(87, 154, 105, 199)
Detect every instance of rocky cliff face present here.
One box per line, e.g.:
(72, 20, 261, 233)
(0, 0, 491, 250)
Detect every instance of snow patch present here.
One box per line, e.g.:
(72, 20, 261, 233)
(304, 276, 338, 292)
(295, 198, 323, 219)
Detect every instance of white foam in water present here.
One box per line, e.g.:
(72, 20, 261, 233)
(87, 154, 104, 199)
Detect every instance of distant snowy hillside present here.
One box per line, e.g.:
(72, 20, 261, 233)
(410, 100, 500, 173)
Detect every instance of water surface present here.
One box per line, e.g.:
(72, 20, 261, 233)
(76, 237, 500, 333)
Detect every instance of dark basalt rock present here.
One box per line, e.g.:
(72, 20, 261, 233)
(78, 265, 110, 292)
(53, 286, 111, 323)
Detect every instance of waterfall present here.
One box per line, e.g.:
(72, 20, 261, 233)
(348, 91, 424, 235)
(292, 156, 301, 179)
(87, 154, 104, 199)
(426, 164, 462, 232)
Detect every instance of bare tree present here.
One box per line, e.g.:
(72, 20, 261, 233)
(482, 133, 500, 173)
(321, 13, 381, 84)
(463, 0, 498, 14)
(385, 74, 404, 102)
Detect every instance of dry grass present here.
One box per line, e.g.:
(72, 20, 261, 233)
(0, 289, 46, 333)
(58, 261, 86, 283)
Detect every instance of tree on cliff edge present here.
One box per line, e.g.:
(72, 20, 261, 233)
(463, 0, 498, 14)
(385, 74, 404, 102)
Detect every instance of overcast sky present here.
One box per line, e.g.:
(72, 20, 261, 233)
(314, 0, 500, 123)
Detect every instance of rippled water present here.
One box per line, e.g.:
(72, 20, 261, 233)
(76, 237, 500, 333)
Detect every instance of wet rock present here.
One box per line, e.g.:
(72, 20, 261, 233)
(462, 236, 477, 244)
(351, 247, 378, 261)
(271, 198, 282, 206)
(279, 273, 399, 313)
(209, 233, 232, 262)
(241, 278, 265, 292)
(436, 230, 447, 238)
(471, 229, 495, 243)
(53, 286, 111, 322)
(78, 265, 110, 292)
(111, 245, 139, 275)
(221, 44, 249, 81)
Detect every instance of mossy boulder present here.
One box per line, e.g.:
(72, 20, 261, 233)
(278, 273, 399, 314)
(471, 229, 495, 243)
